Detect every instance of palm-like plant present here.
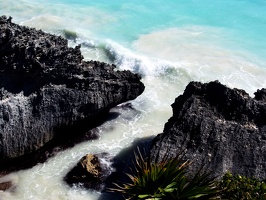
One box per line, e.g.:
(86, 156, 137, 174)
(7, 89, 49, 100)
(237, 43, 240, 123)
(109, 147, 219, 200)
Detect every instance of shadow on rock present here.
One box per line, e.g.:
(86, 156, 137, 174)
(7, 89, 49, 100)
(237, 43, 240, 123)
(98, 135, 155, 200)
(0, 110, 120, 176)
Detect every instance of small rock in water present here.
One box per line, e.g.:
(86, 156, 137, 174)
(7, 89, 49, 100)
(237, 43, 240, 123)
(64, 153, 112, 191)
(0, 181, 12, 191)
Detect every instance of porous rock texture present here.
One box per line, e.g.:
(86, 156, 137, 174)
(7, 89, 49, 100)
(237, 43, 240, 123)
(150, 80, 266, 180)
(64, 153, 112, 191)
(0, 16, 144, 162)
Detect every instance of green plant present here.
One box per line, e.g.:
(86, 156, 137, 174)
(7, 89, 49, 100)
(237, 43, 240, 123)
(109, 148, 219, 200)
(219, 172, 266, 200)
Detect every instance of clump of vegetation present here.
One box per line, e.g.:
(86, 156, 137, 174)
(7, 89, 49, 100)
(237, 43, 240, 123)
(219, 172, 266, 200)
(109, 148, 220, 200)
(108, 146, 266, 199)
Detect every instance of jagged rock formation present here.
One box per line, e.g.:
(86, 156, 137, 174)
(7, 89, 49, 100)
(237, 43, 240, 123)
(0, 16, 145, 162)
(150, 81, 266, 180)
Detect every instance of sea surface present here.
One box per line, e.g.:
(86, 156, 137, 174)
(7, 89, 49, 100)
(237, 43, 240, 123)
(0, 0, 266, 199)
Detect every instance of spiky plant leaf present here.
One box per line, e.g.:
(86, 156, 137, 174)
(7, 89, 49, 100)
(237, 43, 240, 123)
(109, 147, 220, 200)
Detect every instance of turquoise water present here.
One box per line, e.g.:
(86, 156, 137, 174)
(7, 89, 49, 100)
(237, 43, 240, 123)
(0, 0, 266, 199)
(2, 0, 266, 57)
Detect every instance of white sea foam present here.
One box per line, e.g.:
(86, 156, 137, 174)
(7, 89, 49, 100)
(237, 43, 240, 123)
(67, 32, 266, 99)
(82, 34, 265, 95)
(0, 75, 177, 200)
(131, 26, 266, 94)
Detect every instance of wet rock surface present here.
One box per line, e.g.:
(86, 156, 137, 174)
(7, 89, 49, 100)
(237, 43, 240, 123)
(0, 181, 12, 191)
(64, 153, 112, 191)
(150, 81, 266, 180)
(0, 15, 145, 163)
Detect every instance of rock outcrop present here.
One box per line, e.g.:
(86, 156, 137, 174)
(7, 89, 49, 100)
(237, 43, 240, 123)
(150, 81, 266, 180)
(64, 153, 112, 191)
(0, 16, 145, 162)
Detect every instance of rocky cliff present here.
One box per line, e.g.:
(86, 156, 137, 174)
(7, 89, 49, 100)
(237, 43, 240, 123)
(0, 16, 144, 162)
(150, 81, 266, 180)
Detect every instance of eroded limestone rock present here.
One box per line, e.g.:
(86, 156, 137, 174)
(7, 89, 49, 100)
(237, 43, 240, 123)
(150, 81, 266, 180)
(0, 16, 145, 162)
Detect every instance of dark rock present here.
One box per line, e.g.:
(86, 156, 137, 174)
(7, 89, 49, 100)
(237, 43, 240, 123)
(0, 15, 145, 163)
(64, 153, 112, 191)
(0, 181, 12, 191)
(255, 88, 266, 101)
(99, 136, 154, 199)
(150, 80, 266, 180)
(0, 173, 17, 191)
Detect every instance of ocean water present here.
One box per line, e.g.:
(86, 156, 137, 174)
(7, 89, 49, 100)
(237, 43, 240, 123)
(0, 0, 266, 199)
